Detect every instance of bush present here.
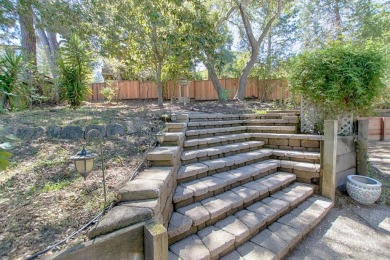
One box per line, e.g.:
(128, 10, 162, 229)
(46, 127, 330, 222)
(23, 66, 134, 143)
(0, 49, 24, 111)
(100, 86, 117, 103)
(291, 42, 386, 118)
(58, 34, 92, 108)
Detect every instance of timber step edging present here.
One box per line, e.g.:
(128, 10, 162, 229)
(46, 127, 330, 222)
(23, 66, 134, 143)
(168, 183, 319, 259)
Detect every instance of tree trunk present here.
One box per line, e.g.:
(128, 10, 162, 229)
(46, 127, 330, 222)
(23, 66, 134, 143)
(334, 0, 342, 40)
(156, 62, 164, 108)
(36, 28, 59, 77)
(233, 0, 281, 100)
(235, 52, 258, 100)
(47, 32, 60, 103)
(18, 1, 41, 96)
(19, 3, 37, 66)
(204, 61, 225, 101)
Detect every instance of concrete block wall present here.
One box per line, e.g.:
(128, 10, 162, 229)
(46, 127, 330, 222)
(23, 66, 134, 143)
(336, 136, 356, 187)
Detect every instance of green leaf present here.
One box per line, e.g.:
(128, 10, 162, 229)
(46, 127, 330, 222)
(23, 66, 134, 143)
(0, 148, 12, 171)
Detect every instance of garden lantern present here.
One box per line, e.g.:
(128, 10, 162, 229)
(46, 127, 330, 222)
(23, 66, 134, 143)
(70, 129, 108, 205)
(155, 132, 165, 145)
(171, 113, 177, 122)
(70, 146, 98, 180)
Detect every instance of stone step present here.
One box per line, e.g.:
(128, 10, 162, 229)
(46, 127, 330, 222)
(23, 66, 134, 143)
(177, 150, 275, 183)
(183, 133, 252, 149)
(245, 118, 298, 125)
(173, 161, 281, 208)
(177, 150, 320, 184)
(186, 124, 297, 137)
(188, 120, 246, 128)
(246, 125, 296, 134)
(187, 119, 298, 130)
(168, 183, 318, 259)
(220, 195, 333, 260)
(187, 113, 298, 122)
(168, 172, 298, 244)
(180, 141, 265, 165)
(186, 126, 247, 139)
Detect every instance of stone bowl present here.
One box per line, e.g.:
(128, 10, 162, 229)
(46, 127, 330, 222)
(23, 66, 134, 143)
(346, 175, 382, 205)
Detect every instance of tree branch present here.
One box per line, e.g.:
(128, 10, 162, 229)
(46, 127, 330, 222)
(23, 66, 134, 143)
(215, 4, 238, 29)
(256, 0, 282, 48)
(236, 0, 258, 51)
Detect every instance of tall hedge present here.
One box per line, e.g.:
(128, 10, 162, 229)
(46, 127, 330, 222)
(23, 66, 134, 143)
(291, 43, 386, 118)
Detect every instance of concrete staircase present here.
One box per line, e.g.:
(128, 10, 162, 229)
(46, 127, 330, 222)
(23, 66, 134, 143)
(167, 113, 333, 260)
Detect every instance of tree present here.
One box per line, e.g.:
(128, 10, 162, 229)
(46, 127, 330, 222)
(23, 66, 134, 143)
(58, 34, 92, 108)
(90, 0, 186, 108)
(233, 0, 283, 100)
(178, 0, 237, 101)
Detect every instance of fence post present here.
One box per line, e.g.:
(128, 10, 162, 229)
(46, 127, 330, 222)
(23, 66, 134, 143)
(321, 120, 338, 201)
(357, 119, 369, 175)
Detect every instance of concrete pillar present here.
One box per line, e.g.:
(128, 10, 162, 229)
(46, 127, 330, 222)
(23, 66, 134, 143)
(144, 219, 168, 260)
(321, 120, 338, 201)
(357, 119, 369, 175)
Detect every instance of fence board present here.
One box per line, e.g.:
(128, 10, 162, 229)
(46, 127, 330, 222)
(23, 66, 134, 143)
(89, 78, 289, 101)
(195, 80, 218, 100)
(245, 78, 258, 98)
(140, 82, 158, 99)
(120, 80, 140, 99)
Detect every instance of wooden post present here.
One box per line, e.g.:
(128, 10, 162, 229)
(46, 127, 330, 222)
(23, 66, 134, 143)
(357, 119, 369, 175)
(380, 117, 385, 141)
(321, 120, 338, 201)
(144, 219, 168, 260)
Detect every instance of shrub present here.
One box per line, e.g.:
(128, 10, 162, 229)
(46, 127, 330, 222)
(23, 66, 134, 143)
(0, 148, 12, 170)
(291, 42, 386, 118)
(0, 49, 24, 111)
(100, 86, 117, 103)
(58, 34, 92, 108)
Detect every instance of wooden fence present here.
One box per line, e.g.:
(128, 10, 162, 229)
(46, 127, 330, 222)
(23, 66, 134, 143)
(368, 117, 390, 141)
(88, 78, 289, 102)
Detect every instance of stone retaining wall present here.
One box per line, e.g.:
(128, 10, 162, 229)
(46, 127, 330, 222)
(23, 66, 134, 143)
(2, 120, 160, 141)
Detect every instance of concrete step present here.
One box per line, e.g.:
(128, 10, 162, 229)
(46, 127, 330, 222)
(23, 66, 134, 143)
(168, 172, 298, 244)
(186, 124, 297, 135)
(187, 113, 298, 122)
(187, 119, 298, 130)
(220, 195, 333, 260)
(246, 125, 296, 134)
(245, 118, 298, 125)
(188, 120, 246, 129)
(183, 133, 252, 150)
(173, 161, 281, 208)
(168, 183, 321, 259)
(177, 150, 275, 183)
(181, 141, 265, 165)
(177, 150, 320, 184)
(186, 126, 247, 139)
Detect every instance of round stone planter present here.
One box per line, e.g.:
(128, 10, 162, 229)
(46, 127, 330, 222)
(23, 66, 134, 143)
(346, 175, 382, 205)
